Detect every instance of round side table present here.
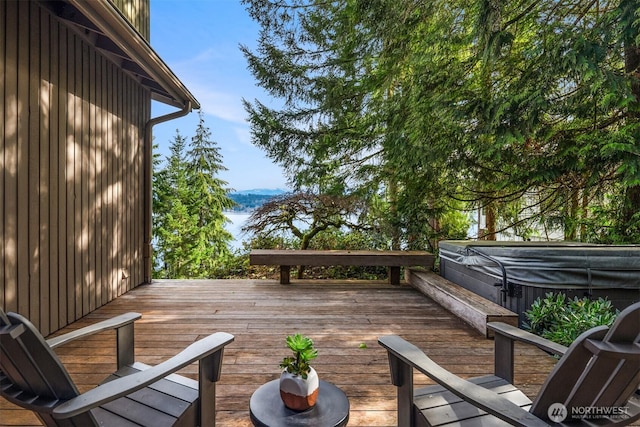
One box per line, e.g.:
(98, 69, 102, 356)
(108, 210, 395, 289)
(249, 379, 349, 427)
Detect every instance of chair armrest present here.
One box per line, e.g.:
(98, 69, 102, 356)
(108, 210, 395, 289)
(47, 312, 142, 369)
(488, 322, 567, 357)
(46, 312, 142, 349)
(378, 335, 548, 427)
(52, 332, 234, 419)
(488, 322, 567, 383)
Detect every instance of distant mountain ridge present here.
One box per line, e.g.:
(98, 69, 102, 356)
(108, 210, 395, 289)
(232, 188, 288, 196)
(227, 189, 288, 212)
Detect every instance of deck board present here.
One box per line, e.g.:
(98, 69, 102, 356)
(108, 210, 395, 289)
(0, 279, 561, 426)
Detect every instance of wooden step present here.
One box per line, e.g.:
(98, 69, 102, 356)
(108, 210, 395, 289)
(407, 269, 518, 338)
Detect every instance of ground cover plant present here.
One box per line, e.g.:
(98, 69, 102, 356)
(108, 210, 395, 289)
(523, 292, 619, 346)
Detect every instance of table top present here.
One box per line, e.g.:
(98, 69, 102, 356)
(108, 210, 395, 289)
(249, 379, 349, 427)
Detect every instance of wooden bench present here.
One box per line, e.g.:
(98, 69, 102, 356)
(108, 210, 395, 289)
(407, 268, 518, 337)
(250, 249, 434, 285)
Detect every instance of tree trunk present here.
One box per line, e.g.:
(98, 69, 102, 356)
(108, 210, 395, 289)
(388, 180, 401, 250)
(580, 190, 588, 240)
(484, 203, 497, 240)
(565, 190, 579, 241)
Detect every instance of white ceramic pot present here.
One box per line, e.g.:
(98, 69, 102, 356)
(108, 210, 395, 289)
(279, 367, 319, 411)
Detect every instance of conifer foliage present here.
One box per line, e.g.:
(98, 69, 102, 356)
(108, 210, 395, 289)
(241, 0, 640, 245)
(152, 112, 236, 278)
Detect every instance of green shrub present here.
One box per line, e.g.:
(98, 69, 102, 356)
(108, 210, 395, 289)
(523, 293, 619, 346)
(209, 249, 250, 278)
(308, 229, 381, 250)
(246, 232, 298, 250)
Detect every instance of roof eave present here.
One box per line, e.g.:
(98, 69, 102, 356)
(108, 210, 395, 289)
(60, 0, 200, 110)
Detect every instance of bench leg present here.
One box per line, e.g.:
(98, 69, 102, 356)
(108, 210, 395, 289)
(388, 267, 401, 285)
(280, 266, 291, 284)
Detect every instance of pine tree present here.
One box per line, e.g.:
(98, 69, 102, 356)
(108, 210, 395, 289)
(241, 0, 640, 244)
(152, 112, 236, 278)
(153, 131, 194, 278)
(183, 112, 236, 277)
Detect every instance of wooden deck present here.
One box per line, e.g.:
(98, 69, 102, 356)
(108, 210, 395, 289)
(0, 279, 560, 426)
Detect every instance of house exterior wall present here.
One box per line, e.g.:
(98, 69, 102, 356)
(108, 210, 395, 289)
(1, 0, 150, 335)
(112, 0, 150, 40)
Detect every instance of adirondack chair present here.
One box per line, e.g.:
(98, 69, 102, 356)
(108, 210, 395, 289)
(379, 301, 640, 426)
(0, 309, 234, 426)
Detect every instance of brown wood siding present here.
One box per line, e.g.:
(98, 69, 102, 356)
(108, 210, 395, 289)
(0, 1, 150, 335)
(0, 0, 6, 315)
(112, 0, 150, 41)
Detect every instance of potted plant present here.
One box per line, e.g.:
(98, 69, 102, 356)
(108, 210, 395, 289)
(279, 333, 319, 411)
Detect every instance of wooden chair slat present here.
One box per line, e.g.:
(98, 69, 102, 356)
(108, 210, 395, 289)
(604, 305, 640, 343)
(414, 376, 522, 408)
(106, 363, 199, 403)
(585, 340, 640, 360)
(2, 313, 79, 400)
(90, 408, 142, 427)
(413, 376, 533, 427)
(598, 368, 640, 408)
(100, 397, 182, 427)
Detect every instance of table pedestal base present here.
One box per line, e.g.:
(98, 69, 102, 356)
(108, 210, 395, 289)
(249, 380, 349, 427)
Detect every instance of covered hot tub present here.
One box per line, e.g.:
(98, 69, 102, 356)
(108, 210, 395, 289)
(439, 241, 640, 325)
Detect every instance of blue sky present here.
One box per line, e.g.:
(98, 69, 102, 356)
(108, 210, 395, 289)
(149, 0, 289, 192)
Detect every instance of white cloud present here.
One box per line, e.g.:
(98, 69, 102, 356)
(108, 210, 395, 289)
(233, 126, 252, 147)
(167, 47, 257, 125)
(191, 85, 247, 124)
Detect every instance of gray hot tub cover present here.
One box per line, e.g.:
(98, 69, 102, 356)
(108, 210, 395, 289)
(439, 241, 640, 289)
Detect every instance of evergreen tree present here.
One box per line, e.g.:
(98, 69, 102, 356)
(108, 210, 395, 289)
(241, 0, 639, 244)
(152, 113, 236, 278)
(184, 112, 236, 277)
(240, 0, 464, 249)
(153, 131, 194, 278)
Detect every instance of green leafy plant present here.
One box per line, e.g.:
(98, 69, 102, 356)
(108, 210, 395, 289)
(523, 293, 619, 346)
(279, 334, 318, 379)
